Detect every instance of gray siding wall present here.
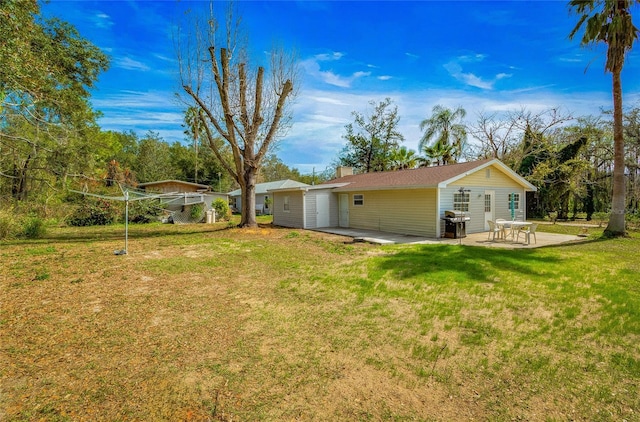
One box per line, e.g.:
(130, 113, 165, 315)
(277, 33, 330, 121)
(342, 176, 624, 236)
(272, 191, 305, 228)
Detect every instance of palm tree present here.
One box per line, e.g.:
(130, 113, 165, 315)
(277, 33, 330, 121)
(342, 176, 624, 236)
(390, 146, 419, 170)
(419, 105, 467, 165)
(184, 106, 204, 183)
(569, 0, 639, 236)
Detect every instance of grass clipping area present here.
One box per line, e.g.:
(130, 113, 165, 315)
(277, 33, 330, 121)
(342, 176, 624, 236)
(1, 223, 639, 421)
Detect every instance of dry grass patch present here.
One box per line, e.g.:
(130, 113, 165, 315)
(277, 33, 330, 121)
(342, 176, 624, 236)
(1, 223, 639, 421)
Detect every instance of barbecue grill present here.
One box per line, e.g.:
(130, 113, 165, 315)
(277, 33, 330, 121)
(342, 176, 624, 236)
(442, 210, 470, 239)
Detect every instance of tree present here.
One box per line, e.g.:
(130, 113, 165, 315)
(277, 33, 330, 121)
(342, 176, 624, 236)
(258, 154, 302, 182)
(133, 132, 177, 183)
(178, 3, 297, 227)
(418, 105, 467, 165)
(390, 146, 419, 170)
(336, 98, 404, 173)
(0, 0, 109, 202)
(569, 0, 640, 236)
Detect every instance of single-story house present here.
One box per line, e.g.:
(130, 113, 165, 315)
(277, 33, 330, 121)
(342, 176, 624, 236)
(138, 180, 228, 223)
(228, 179, 309, 214)
(270, 159, 537, 238)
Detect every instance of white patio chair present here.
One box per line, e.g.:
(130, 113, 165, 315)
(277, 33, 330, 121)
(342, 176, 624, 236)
(516, 223, 538, 245)
(487, 220, 502, 241)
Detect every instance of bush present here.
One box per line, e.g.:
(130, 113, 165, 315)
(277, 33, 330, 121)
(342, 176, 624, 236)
(190, 203, 205, 222)
(0, 209, 18, 240)
(22, 216, 47, 239)
(128, 200, 163, 224)
(212, 198, 231, 221)
(66, 198, 118, 227)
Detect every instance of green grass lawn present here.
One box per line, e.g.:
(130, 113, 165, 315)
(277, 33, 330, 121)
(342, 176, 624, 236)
(1, 222, 638, 421)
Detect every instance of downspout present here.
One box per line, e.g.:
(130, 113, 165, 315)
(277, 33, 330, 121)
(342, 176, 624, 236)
(302, 190, 307, 229)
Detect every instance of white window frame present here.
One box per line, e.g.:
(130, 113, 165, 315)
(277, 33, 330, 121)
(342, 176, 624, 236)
(453, 192, 469, 212)
(283, 196, 290, 212)
(353, 194, 364, 206)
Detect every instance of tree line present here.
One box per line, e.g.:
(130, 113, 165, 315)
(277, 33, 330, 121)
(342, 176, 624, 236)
(336, 99, 640, 222)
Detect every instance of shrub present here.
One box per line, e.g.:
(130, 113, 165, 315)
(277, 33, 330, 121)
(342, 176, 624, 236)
(212, 198, 231, 221)
(22, 216, 47, 239)
(127, 200, 163, 224)
(190, 203, 205, 222)
(67, 198, 118, 226)
(0, 209, 18, 240)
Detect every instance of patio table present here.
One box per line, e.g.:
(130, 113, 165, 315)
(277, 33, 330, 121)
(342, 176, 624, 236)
(498, 221, 533, 244)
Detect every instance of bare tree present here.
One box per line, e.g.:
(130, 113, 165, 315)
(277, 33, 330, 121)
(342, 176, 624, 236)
(468, 111, 520, 160)
(177, 3, 297, 227)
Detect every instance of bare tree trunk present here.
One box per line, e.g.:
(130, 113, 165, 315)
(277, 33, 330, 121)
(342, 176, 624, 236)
(605, 70, 626, 236)
(240, 168, 257, 227)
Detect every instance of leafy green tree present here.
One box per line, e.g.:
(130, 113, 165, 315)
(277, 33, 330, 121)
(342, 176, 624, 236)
(133, 132, 177, 183)
(258, 154, 303, 182)
(0, 0, 109, 203)
(624, 106, 640, 213)
(337, 98, 404, 173)
(418, 105, 467, 165)
(569, 0, 640, 236)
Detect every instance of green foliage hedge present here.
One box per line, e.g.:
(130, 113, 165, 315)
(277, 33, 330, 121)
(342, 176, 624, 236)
(0, 210, 47, 240)
(66, 198, 118, 227)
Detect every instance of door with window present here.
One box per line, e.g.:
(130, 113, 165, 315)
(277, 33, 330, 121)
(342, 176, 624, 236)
(484, 190, 495, 230)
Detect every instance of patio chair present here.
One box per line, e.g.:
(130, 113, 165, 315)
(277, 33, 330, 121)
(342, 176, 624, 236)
(487, 220, 502, 241)
(516, 223, 538, 245)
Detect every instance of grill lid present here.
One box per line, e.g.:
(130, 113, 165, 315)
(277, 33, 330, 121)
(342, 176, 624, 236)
(444, 210, 465, 218)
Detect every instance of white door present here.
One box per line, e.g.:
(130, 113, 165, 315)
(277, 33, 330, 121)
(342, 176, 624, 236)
(484, 190, 495, 230)
(316, 193, 330, 227)
(338, 194, 349, 227)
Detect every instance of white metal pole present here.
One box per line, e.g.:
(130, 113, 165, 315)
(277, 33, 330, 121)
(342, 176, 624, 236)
(125, 190, 129, 254)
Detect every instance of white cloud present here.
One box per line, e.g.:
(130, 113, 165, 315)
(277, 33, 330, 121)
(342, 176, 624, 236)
(443, 56, 512, 90)
(378, 75, 393, 81)
(115, 57, 151, 72)
(93, 12, 113, 29)
(301, 54, 371, 88)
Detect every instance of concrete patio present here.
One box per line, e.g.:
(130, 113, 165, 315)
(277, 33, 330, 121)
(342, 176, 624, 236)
(314, 226, 587, 248)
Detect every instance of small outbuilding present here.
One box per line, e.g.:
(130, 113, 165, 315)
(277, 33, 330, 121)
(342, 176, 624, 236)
(138, 180, 228, 223)
(270, 159, 537, 238)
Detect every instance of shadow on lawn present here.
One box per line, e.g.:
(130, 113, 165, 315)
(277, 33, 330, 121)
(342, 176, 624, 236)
(373, 244, 564, 284)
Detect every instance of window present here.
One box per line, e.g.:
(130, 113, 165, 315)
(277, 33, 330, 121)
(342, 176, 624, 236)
(484, 194, 491, 212)
(353, 194, 364, 206)
(508, 193, 520, 210)
(454, 192, 469, 212)
(283, 196, 290, 212)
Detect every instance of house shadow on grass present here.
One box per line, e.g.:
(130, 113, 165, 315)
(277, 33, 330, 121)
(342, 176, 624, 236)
(371, 244, 564, 284)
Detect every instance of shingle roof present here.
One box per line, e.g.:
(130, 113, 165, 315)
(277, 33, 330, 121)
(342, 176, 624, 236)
(324, 159, 496, 191)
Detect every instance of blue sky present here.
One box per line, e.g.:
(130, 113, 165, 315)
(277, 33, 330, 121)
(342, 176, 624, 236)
(43, 1, 640, 174)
